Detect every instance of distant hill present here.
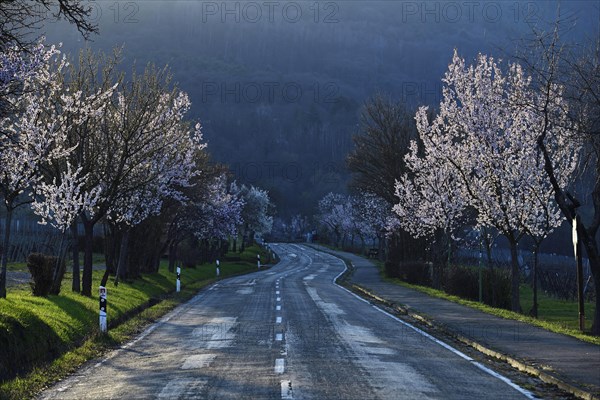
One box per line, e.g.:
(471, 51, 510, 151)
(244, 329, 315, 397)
(44, 1, 599, 217)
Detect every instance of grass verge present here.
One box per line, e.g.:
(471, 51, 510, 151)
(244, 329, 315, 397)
(382, 274, 599, 346)
(0, 245, 270, 400)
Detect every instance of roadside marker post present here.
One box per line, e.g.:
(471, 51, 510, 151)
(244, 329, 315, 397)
(176, 265, 181, 293)
(572, 217, 585, 331)
(257, 254, 261, 269)
(216, 259, 220, 277)
(99, 286, 107, 333)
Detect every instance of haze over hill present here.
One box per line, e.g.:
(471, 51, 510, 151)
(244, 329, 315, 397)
(43, 1, 599, 218)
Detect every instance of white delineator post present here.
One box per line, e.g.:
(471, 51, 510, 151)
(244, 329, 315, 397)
(573, 217, 585, 331)
(99, 286, 107, 333)
(176, 266, 181, 292)
(216, 259, 220, 277)
(257, 254, 261, 269)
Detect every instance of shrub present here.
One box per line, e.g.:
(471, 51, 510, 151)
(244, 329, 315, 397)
(444, 265, 511, 310)
(177, 238, 203, 269)
(482, 268, 511, 309)
(384, 260, 400, 278)
(445, 265, 477, 300)
(27, 253, 64, 296)
(398, 262, 431, 286)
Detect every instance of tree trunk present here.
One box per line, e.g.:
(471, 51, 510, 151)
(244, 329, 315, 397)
(537, 135, 600, 334)
(530, 247, 539, 318)
(482, 231, 496, 306)
(114, 228, 130, 286)
(168, 241, 177, 273)
(378, 234, 385, 261)
(82, 220, 94, 296)
(50, 232, 67, 295)
(0, 207, 13, 298)
(71, 223, 80, 293)
(591, 265, 600, 334)
(508, 239, 521, 313)
(577, 218, 600, 335)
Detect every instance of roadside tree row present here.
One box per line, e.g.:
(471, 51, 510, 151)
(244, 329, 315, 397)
(0, 41, 274, 298)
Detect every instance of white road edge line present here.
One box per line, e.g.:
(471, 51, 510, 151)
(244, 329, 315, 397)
(303, 246, 536, 400)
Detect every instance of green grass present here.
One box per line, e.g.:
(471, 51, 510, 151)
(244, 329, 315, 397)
(519, 285, 596, 333)
(0, 245, 270, 400)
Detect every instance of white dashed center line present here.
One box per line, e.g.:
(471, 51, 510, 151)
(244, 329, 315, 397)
(181, 354, 216, 370)
(275, 358, 285, 374)
(281, 380, 293, 399)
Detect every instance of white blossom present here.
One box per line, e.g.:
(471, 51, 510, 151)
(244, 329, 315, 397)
(32, 162, 101, 231)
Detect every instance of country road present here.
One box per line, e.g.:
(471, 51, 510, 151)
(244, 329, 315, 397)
(39, 244, 534, 400)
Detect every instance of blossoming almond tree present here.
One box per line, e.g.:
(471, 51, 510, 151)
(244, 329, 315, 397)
(517, 23, 600, 333)
(192, 174, 244, 242)
(0, 41, 112, 298)
(103, 87, 206, 285)
(56, 56, 204, 295)
(232, 183, 273, 250)
(317, 193, 354, 247)
(30, 162, 101, 293)
(394, 140, 466, 240)
(411, 50, 575, 312)
(32, 162, 101, 232)
(352, 193, 393, 253)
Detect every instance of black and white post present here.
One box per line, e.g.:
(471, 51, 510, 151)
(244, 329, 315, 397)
(257, 254, 261, 269)
(176, 265, 181, 293)
(216, 259, 220, 277)
(99, 286, 107, 333)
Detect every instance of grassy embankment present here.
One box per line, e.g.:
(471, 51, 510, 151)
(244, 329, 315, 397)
(0, 245, 271, 400)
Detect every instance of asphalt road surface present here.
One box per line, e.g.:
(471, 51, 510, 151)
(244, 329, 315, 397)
(39, 244, 534, 400)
